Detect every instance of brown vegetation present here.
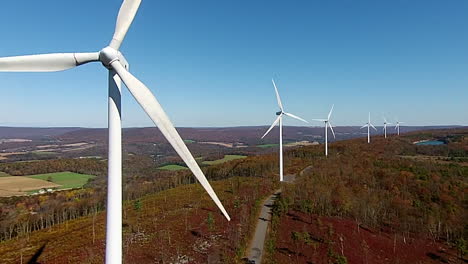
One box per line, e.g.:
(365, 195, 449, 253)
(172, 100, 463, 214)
(0, 128, 466, 263)
(264, 128, 468, 263)
(0, 177, 276, 263)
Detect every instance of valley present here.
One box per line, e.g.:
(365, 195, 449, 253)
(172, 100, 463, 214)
(0, 127, 466, 263)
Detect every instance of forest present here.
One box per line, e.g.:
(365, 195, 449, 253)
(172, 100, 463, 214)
(264, 128, 468, 263)
(0, 128, 466, 263)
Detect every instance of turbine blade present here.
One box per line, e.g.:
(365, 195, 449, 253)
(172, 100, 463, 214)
(395, 123, 399, 129)
(360, 124, 367, 129)
(312, 119, 328, 122)
(271, 79, 284, 111)
(327, 104, 334, 120)
(0, 52, 99, 72)
(261, 115, 281, 139)
(370, 123, 377, 131)
(283, 112, 308, 123)
(110, 0, 142, 50)
(111, 61, 230, 221)
(328, 122, 336, 138)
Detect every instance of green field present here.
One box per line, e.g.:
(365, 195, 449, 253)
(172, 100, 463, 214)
(183, 139, 195, 144)
(257, 144, 279, 148)
(27, 172, 95, 189)
(157, 164, 188, 171)
(32, 151, 57, 156)
(0, 171, 11, 177)
(202, 155, 247, 165)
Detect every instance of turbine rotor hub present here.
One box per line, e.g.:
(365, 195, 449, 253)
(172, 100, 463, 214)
(99, 46, 119, 67)
(276, 111, 282, 116)
(99, 46, 129, 69)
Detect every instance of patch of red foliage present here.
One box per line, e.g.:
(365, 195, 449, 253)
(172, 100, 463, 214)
(273, 210, 459, 264)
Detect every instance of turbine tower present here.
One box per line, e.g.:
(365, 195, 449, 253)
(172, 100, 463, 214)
(361, 112, 377, 143)
(0, 1, 230, 263)
(312, 105, 336, 156)
(261, 79, 308, 181)
(395, 118, 404, 135)
(383, 117, 392, 138)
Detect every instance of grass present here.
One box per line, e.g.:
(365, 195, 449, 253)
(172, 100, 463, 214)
(27, 172, 95, 189)
(157, 164, 188, 171)
(0, 171, 11, 177)
(183, 139, 195, 143)
(257, 144, 279, 148)
(202, 155, 247, 165)
(31, 151, 57, 155)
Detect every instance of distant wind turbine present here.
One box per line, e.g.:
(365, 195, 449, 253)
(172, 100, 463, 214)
(261, 79, 308, 181)
(383, 117, 392, 138)
(395, 118, 404, 135)
(313, 105, 336, 156)
(0, 1, 230, 263)
(361, 112, 377, 143)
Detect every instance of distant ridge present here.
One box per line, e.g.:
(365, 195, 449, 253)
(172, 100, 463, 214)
(0, 127, 82, 139)
(0, 125, 461, 145)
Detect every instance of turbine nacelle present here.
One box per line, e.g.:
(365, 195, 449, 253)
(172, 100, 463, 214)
(276, 111, 283, 116)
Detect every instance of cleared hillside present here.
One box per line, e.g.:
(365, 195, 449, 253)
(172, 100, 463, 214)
(0, 177, 276, 263)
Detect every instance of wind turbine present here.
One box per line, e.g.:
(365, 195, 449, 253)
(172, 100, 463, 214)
(312, 105, 336, 156)
(261, 79, 308, 182)
(361, 112, 377, 143)
(383, 117, 392, 138)
(0, 1, 230, 263)
(395, 118, 404, 135)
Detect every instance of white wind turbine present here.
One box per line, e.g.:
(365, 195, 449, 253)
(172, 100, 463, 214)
(0, 1, 230, 263)
(312, 105, 336, 156)
(383, 117, 392, 138)
(261, 79, 308, 182)
(361, 112, 377, 143)
(395, 118, 404, 135)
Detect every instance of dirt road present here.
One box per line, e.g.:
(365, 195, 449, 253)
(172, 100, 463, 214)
(245, 174, 298, 263)
(246, 190, 281, 263)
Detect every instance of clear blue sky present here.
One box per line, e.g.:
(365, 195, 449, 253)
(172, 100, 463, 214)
(0, 0, 467, 127)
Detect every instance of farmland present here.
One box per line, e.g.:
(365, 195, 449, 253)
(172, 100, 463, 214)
(257, 143, 278, 148)
(0, 172, 95, 197)
(27, 172, 95, 189)
(157, 164, 188, 171)
(0, 177, 60, 197)
(202, 155, 247, 165)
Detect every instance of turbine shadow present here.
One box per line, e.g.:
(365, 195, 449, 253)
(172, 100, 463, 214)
(27, 243, 47, 264)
